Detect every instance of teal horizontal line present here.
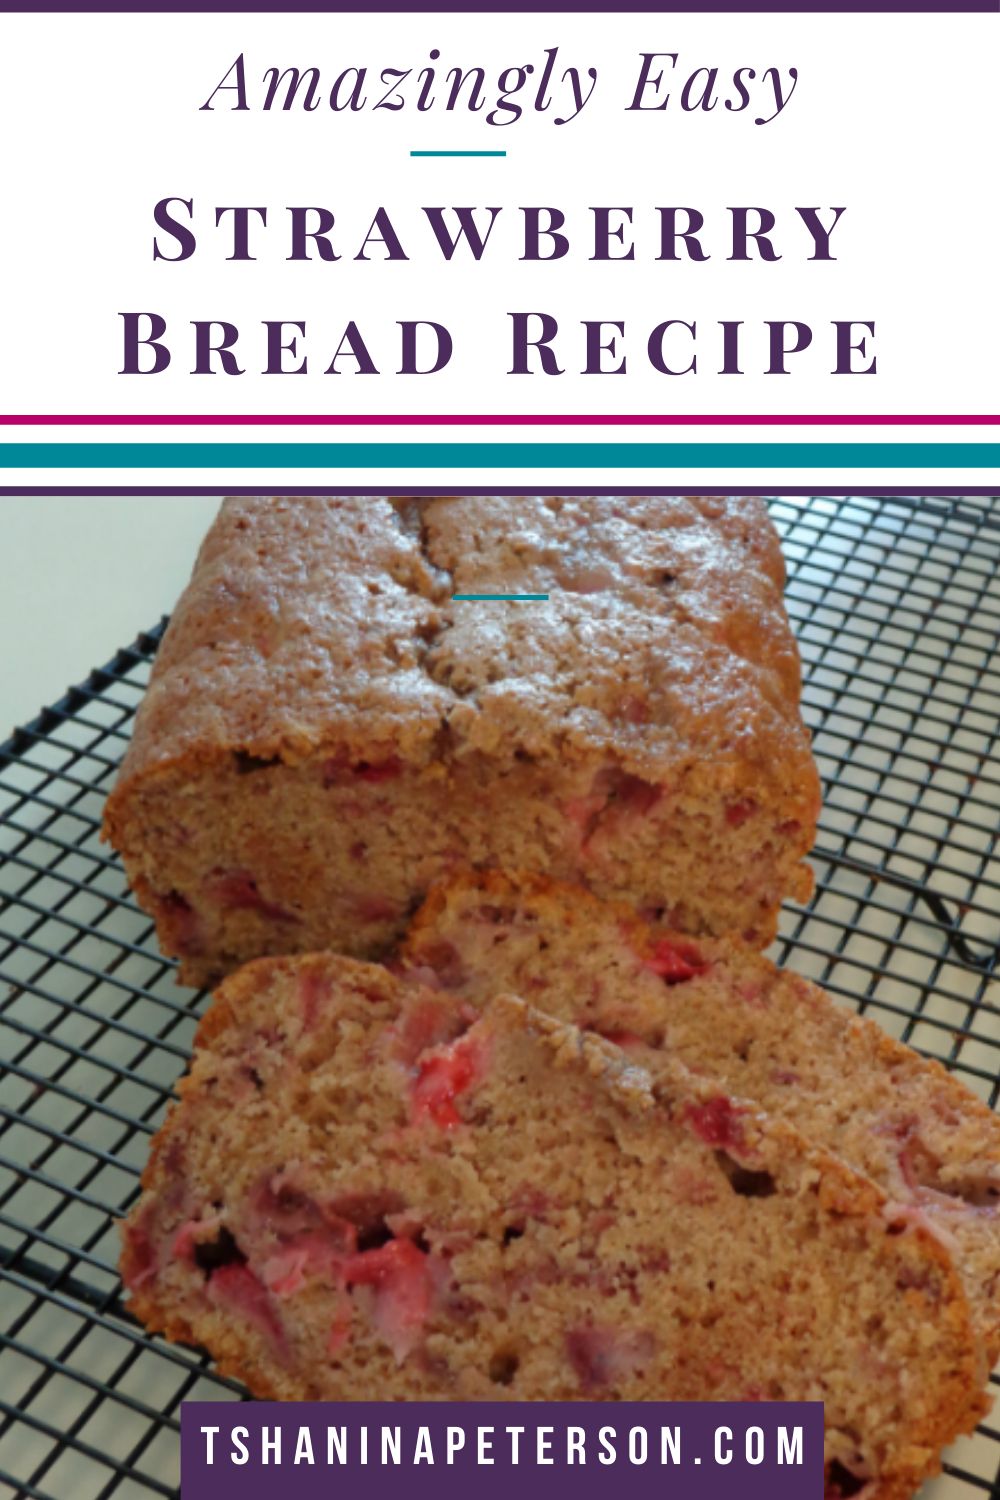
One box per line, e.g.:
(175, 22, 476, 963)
(410, 150, 506, 157)
(454, 593, 549, 600)
(0, 443, 997, 468)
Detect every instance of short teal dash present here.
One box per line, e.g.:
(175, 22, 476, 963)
(410, 150, 506, 157)
(453, 594, 548, 601)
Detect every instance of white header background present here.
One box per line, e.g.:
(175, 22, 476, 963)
(1, 11, 996, 419)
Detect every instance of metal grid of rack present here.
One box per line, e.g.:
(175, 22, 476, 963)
(1, 494, 999, 1500)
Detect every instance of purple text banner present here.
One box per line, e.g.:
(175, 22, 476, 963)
(181, 1401, 824, 1500)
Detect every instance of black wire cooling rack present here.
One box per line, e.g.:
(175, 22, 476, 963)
(2, 493, 1000, 1500)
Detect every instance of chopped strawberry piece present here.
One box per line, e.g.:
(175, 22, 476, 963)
(393, 996, 467, 1065)
(159, 891, 206, 956)
(120, 1222, 157, 1290)
(643, 937, 707, 983)
(262, 1243, 314, 1297)
(352, 895, 400, 923)
(565, 1327, 655, 1389)
(341, 1239, 434, 1364)
(608, 771, 663, 816)
(621, 697, 648, 725)
(684, 1096, 747, 1151)
(207, 1263, 286, 1352)
(324, 1189, 405, 1245)
(726, 799, 759, 827)
(564, 793, 608, 831)
(594, 1028, 646, 1051)
(205, 870, 301, 925)
(342, 1237, 425, 1287)
(395, 963, 442, 991)
(736, 980, 766, 1008)
(778, 819, 802, 836)
(171, 1213, 225, 1262)
(249, 1173, 357, 1248)
(262, 1229, 351, 1296)
(353, 757, 403, 783)
(299, 970, 332, 1031)
(412, 1038, 481, 1128)
(897, 1144, 921, 1193)
(405, 939, 466, 990)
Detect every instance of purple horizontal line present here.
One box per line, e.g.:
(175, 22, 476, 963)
(12, 1, 998, 9)
(3, 488, 997, 501)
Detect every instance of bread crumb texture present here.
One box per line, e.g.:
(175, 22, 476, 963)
(121, 952, 988, 1500)
(403, 869, 1000, 1367)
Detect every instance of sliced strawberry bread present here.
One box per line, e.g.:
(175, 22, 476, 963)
(121, 952, 986, 1499)
(102, 495, 820, 987)
(401, 870, 1000, 1365)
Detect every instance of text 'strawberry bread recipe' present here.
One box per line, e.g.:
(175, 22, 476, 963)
(102, 495, 820, 987)
(402, 869, 1000, 1364)
(120, 953, 987, 1500)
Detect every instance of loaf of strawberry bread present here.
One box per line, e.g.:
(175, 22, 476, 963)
(120, 952, 987, 1500)
(402, 869, 1000, 1365)
(102, 496, 820, 988)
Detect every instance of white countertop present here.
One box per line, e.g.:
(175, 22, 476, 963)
(0, 496, 221, 740)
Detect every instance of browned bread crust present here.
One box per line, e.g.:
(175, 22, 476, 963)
(103, 496, 820, 986)
(121, 952, 988, 1500)
(403, 868, 1000, 1367)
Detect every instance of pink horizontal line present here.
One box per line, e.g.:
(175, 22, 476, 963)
(1, 411, 1000, 429)
(0, 413, 997, 427)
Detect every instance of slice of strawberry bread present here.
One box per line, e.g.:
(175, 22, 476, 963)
(401, 869, 1000, 1365)
(121, 952, 986, 1500)
(102, 495, 820, 987)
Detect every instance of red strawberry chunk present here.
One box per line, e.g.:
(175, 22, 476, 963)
(564, 793, 608, 831)
(205, 870, 301, 925)
(207, 1263, 286, 1353)
(341, 1239, 434, 1364)
(412, 1038, 481, 1129)
(299, 970, 333, 1031)
(621, 697, 648, 724)
(171, 1213, 225, 1262)
(609, 771, 663, 816)
(594, 1028, 647, 1051)
(684, 1096, 747, 1151)
(404, 939, 466, 991)
(352, 895, 400, 923)
(394, 997, 467, 1066)
(726, 799, 759, 827)
(262, 1242, 314, 1297)
(565, 1327, 656, 1389)
(353, 757, 403, 783)
(120, 1223, 157, 1290)
(262, 1228, 353, 1297)
(643, 938, 707, 984)
(159, 891, 206, 956)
